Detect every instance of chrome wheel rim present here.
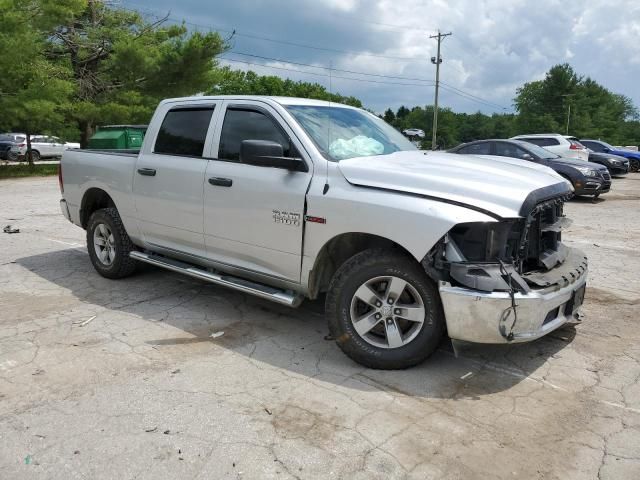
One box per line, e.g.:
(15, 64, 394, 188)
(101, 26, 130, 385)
(93, 223, 116, 266)
(349, 276, 426, 349)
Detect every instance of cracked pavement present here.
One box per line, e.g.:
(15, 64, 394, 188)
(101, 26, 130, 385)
(1, 176, 639, 479)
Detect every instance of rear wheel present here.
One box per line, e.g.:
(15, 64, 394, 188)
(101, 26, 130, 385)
(630, 159, 639, 173)
(86, 207, 137, 279)
(27, 150, 40, 162)
(326, 249, 444, 369)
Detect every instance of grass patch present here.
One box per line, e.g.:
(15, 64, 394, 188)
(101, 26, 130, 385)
(0, 164, 58, 179)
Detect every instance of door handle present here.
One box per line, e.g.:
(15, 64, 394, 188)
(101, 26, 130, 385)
(208, 177, 233, 187)
(137, 168, 156, 176)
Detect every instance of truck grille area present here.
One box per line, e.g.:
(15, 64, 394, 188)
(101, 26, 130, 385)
(519, 195, 572, 273)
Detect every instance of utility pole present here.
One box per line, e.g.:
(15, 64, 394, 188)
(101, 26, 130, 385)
(430, 30, 452, 150)
(561, 93, 575, 135)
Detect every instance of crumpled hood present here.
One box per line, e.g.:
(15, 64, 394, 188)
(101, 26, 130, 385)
(337, 151, 571, 218)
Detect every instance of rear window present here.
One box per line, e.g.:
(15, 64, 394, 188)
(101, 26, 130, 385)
(521, 137, 559, 147)
(154, 106, 215, 157)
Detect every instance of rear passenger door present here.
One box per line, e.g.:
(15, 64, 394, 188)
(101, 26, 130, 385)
(202, 100, 312, 282)
(133, 101, 220, 258)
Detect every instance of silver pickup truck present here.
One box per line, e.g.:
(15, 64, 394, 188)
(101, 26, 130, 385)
(59, 96, 587, 369)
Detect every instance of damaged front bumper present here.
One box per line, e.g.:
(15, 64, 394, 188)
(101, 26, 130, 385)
(439, 248, 588, 344)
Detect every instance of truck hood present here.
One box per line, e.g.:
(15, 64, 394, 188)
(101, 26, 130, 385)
(337, 151, 571, 219)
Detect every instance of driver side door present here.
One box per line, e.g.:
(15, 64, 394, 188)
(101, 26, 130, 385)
(203, 100, 313, 282)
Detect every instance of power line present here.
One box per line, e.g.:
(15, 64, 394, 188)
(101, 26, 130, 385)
(227, 51, 434, 84)
(218, 56, 437, 88)
(121, 3, 510, 112)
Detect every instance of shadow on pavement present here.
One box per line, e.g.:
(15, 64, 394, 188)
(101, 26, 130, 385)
(17, 248, 577, 400)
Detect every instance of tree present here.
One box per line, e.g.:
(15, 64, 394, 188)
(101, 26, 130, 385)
(45, 0, 226, 146)
(208, 66, 362, 107)
(0, 0, 79, 164)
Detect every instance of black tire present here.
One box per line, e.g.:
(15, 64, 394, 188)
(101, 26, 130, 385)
(326, 248, 445, 370)
(86, 207, 137, 279)
(29, 150, 40, 162)
(630, 159, 639, 173)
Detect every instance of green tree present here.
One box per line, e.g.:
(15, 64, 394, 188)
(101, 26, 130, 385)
(208, 67, 362, 107)
(0, 0, 80, 163)
(44, 0, 226, 146)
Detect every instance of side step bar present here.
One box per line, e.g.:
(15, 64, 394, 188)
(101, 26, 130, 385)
(129, 251, 303, 307)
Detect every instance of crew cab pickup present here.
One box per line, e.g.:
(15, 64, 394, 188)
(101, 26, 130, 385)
(59, 96, 587, 369)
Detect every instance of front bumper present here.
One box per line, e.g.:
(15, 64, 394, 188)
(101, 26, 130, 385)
(439, 250, 588, 344)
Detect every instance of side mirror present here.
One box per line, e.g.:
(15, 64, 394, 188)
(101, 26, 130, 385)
(602, 147, 610, 153)
(522, 153, 534, 160)
(240, 140, 306, 171)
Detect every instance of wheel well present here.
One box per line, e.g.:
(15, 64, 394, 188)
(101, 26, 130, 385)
(307, 233, 415, 299)
(80, 188, 116, 228)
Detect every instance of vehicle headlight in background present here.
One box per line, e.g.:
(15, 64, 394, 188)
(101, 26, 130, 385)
(575, 166, 598, 177)
(608, 158, 622, 166)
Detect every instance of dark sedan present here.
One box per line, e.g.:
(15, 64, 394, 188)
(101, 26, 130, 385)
(585, 151, 629, 176)
(449, 139, 611, 198)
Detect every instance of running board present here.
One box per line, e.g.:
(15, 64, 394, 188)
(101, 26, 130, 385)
(129, 251, 303, 307)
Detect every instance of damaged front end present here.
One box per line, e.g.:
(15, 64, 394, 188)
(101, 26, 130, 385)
(426, 193, 588, 343)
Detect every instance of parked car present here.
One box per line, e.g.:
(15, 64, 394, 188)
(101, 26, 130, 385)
(10, 135, 79, 161)
(583, 151, 629, 176)
(579, 139, 640, 173)
(449, 139, 611, 198)
(402, 128, 425, 138)
(59, 95, 588, 370)
(511, 134, 589, 162)
(0, 133, 25, 160)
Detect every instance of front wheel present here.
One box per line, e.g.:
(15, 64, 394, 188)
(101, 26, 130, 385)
(326, 249, 445, 369)
(630, 159, 639, 173)
(86, 207, 137, 279)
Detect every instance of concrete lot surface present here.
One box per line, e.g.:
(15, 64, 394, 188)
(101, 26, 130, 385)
(1, 176, 639, 479)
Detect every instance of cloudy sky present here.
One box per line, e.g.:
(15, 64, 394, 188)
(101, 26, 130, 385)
(123, 0, 640, 115)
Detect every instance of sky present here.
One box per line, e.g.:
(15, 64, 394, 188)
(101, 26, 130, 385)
(122, 0, 640, 115)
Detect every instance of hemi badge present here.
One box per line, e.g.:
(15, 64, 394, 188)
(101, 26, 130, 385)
(304, 215, 326, 224)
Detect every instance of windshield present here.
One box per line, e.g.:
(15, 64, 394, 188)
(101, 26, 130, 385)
(519, 142, 559, 160)
(286, 105, 417, 161)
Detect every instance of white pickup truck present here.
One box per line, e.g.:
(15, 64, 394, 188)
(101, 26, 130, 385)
(59, 96, 587, 369)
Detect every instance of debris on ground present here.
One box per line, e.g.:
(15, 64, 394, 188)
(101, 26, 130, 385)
(3, 225, 20, 234)
(24, 455, 32, 465)
(72, 315, 97, 327)
(163, 430, 170, 435)
(264, 408, 272, 415)
(171, 369, 181, 375)
(144, 426, 157, 433)
(210, 331, 224, 339)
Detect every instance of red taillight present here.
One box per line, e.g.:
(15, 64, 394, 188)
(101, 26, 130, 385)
(569, 141, 584, 150)
(18, 143, 26, 147)
(58, 163, 64, 193)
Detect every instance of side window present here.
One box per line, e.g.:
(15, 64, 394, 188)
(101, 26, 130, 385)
(495, 142, 529, 159)
(583, 141, 603, 152)
(218, 108, 295, 162)
(154, 106, 215, 157)
(522, 137, 558, 147)
(31, 136, 45, 143)
(458, 143, 491, 155)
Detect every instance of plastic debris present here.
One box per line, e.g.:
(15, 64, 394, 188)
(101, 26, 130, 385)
(24, 455, 32, 465)
(74, 315, 96, 327)
(264, 408, 272, 415)
(210, 331, 224, 339)
(460, 372, 473, 380)
(3, 225, 20, 234)
(144, 426, 157, 433)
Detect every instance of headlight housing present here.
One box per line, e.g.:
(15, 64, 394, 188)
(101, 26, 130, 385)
(574, 166, 598, 177)
(609, 158, 622, 166)
(447, 220, 524, 263)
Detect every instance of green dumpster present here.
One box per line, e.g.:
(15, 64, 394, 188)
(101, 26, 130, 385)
(87, 125, 147, 150)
